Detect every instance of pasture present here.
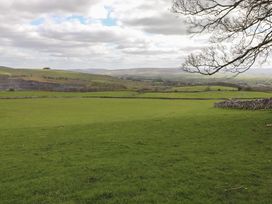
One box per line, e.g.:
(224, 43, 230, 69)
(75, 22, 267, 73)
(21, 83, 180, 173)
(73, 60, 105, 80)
(0, 91, 271, 203)
(169, 85, 238, 92)
(1, 90, 272, 99)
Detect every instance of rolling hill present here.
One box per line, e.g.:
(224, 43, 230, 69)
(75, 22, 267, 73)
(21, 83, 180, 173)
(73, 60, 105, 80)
(1, 66, 272, 92)
(74, 67, 272, 90)
(0, 66, 151, 92)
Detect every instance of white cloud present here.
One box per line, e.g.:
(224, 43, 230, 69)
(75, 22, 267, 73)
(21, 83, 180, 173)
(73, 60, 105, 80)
(0, 0, 207, 69)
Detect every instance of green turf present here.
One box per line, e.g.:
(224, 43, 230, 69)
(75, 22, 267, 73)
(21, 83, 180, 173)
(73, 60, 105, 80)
(0, 91, 137, 98)
(0, 96, 271, 204)
(0, 90, 272, 99)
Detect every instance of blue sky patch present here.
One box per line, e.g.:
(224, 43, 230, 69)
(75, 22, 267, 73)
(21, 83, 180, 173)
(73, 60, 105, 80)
(30, 7, 117, 27)
(102, 17, 117, 26)
(30, 17, 45, 26)
(66, 15, 88, 24)
(102, 6, 117, 26)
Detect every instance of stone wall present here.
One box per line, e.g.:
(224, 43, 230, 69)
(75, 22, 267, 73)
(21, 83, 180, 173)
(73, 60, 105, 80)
(214, 98, 272, 110)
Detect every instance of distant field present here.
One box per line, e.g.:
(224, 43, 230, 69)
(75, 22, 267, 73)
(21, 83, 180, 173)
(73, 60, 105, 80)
(0, 90, 272, 99)
(139, 91, 272, 99)
(0, 91, 137, 98)
(0, 93, 272, 203)
(170, 85, 238, 92)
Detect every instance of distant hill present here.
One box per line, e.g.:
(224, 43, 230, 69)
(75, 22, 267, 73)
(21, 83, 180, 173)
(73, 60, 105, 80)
(0, 67, 151, 92)
(73, 68, 185, 78)
(74, 67, 272, 77)
(1, 66, 271, 92)
(73, 67, 272, 90)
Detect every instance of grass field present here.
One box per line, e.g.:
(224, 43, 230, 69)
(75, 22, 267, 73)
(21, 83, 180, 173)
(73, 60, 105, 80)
(170, 85, 238, 92)
(0, 93, 272, 203)
(0, 90, 272, 99)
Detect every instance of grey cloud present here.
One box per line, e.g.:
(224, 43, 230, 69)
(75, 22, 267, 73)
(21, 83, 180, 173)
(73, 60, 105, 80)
(116, 39, 150, 50)
(1, 0, 98, 14)
(123, 48, 175, 55)
(0, 0, 205, 69)
(0, 22, 123, 53)
(123, 13, 188, 35)
(41, 29, 125, 44)
(0, 0, 100, 24)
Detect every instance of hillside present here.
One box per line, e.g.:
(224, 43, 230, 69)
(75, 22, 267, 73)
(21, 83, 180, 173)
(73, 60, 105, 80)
(0, 66, 151, 92)
(73, 68, 186, 78)
(2, 66, 271, 92)
(74, 68, 272, 90)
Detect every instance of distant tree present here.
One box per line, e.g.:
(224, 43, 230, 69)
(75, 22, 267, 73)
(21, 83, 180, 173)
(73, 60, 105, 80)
(204, 86, 211, 91)
(172, 0, 272, 75)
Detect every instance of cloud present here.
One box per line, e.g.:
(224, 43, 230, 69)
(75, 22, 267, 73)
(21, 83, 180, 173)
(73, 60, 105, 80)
(123, 13, 188, 35)
(0, 0, 208, 69)
(0, 0, 99, 15)
(112, 0, 188, 35)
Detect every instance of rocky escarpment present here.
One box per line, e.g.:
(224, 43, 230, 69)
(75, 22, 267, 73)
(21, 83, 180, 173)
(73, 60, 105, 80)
(215, 98, 272, 110)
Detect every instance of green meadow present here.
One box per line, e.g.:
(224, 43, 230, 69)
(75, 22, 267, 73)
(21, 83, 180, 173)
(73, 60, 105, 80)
(1, 90, 272, 99)
(170, 85, 238, 92)
(0, 91, 272, 203)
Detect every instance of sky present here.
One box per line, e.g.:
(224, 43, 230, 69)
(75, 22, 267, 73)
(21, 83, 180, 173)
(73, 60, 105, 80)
(0, 0, 209, 70)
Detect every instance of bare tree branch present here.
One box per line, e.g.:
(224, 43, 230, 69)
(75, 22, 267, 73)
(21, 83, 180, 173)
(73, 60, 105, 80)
(172, 0, 272, 75)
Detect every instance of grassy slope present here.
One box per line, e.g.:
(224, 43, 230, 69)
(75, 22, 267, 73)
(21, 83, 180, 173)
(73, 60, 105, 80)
(0, 98, 271, 203)
(99, 68, 272, 88)
(0, 67, 149, 90)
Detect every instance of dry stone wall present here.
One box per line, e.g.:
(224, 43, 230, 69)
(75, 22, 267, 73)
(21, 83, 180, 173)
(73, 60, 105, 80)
(215, 98, 272, 110)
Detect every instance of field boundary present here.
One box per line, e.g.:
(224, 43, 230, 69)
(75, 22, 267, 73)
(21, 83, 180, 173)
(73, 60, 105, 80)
(0, 95, 267, 101)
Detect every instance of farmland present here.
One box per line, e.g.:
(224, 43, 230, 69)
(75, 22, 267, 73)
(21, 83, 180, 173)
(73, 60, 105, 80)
(2, 67, 272, 93)
(0, 91, 272, 203)
(1, 90, 272, 99)
(1, 0, 272, 203)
